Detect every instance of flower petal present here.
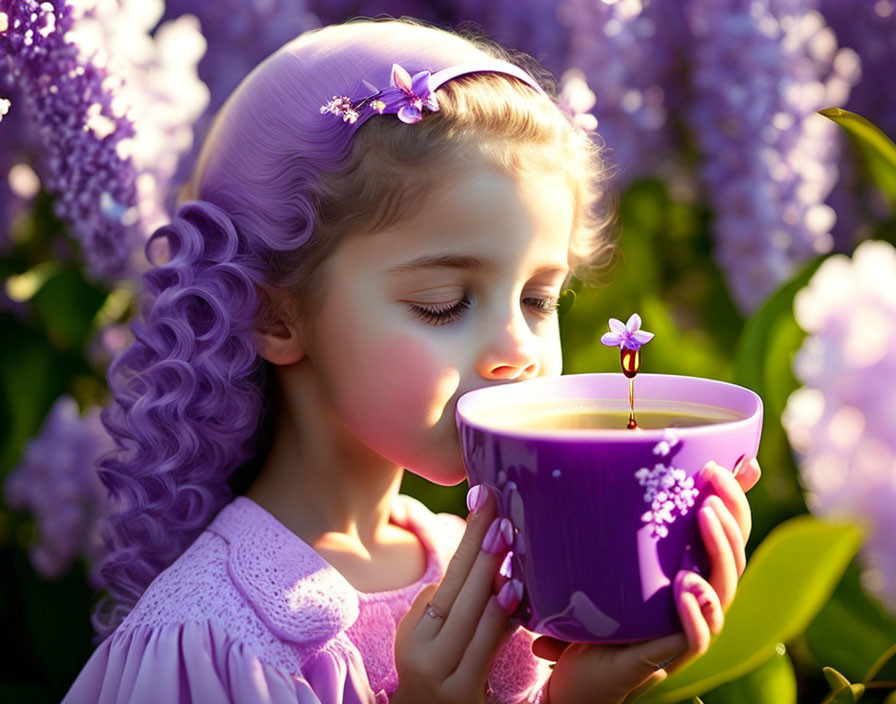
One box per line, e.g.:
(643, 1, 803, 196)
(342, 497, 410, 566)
(411, 70, 431, 98)
(601, 332, 624, 347)
(608, 318, 626, 334)
(626, 313, 642, 331)
(631, 330, 654, 345)
(397, 104, 422, 123)
(391, 64, 414, 94)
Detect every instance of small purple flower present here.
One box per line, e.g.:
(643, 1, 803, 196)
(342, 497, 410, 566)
(320, 63, 439, 126)
(371, 63, 439, 124)
(600, 314, 655, 351)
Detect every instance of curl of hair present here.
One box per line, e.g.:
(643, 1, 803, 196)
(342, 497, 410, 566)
(94, 16, 615, 637)
(93, 201, 276, 637)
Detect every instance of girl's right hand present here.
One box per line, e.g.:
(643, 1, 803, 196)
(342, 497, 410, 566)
(392, 484, 521, 704)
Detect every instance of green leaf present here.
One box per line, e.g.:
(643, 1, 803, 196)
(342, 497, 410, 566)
(824, 667, 852, 692)
(819, 107, 896, 210)
(699, 648, 796, 704)
(828, 683, 865, 704)
(635, 516, 863, 703)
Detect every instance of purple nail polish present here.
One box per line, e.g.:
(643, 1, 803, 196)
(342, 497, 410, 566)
(499, 551, 514, 579)
(466, 484, 487, 513)
(497, 579, 524, 615)
(482, 517, 514, 554)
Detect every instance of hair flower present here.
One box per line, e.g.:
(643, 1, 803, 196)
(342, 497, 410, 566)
(600, 313, 655, 351)
(320, 63, 440, 125)
(372, 63, 439, 123)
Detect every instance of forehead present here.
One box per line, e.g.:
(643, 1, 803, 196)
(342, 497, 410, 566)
(342, 157, 575, 275)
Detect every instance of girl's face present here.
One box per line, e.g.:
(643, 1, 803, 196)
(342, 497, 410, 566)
(302, 155, 574, 485)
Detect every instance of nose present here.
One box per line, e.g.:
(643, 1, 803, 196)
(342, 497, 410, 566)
(477, 312, 540, 381)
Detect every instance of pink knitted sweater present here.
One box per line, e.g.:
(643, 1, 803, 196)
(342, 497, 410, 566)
(62, 494, 552, 703)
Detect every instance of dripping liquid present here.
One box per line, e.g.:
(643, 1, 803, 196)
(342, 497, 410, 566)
(620, 346, 640, 429)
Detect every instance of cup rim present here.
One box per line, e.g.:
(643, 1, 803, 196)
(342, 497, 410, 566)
(455, 372, 763, 441)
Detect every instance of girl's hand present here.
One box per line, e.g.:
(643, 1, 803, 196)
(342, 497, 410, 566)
(393, 485, 519, 704)
(531, 457, 762, 704)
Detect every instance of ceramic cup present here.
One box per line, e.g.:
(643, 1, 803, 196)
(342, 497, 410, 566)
(455, 372, 762, 643)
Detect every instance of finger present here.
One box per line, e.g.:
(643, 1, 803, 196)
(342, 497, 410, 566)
(620, 633, 687, 701)
(532, 636, 572, 661)
(450, 591, 519, 687)
(423, 485, 498, 627)
(702, 461, 752, 543)
(706, 494, 747, 577)
(674, 571, 716, 659)
(698, 498, 739, 607)
(737, 457, 762, 492)
(396, 583, 439, 658)
(435, 516, 516, 666)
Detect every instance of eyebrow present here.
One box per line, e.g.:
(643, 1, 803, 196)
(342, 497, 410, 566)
(385, 253, 569, 278)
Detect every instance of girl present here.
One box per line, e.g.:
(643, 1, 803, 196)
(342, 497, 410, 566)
(63, 16, 760, 704)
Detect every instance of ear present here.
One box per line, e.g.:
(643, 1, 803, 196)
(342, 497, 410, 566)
(254, 311, 306, 366)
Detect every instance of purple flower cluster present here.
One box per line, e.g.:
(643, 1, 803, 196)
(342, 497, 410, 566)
(0, 0, 140, 282)
(685, 0, 860, 312)
(782, 240, 896, 614)
(819, 0, 896, 247)
(556, 0, 686, 183)
(4, 395, 117, 587)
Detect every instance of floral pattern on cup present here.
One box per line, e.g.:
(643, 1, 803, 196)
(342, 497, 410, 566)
(636, 430, 698, 539)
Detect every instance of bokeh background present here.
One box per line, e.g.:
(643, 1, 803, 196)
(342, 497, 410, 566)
(1, 1, 895, 701)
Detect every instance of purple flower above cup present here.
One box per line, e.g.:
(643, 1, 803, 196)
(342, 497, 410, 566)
(600, 313, 655, 351)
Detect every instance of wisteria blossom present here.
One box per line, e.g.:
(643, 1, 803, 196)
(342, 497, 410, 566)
(782, 240, 896, 614)
(686, 0, 859, 312)
(4, 396, 117, 587)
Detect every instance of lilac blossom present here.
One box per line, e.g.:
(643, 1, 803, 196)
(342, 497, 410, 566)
(0, 0, 140, 282)
(0, 0, 208, 276)
(157, 0, 318, 213)
(4, 395, 118, 587)
(685, 0, 860, 312)
(601, 313, 655, 350)
(819, 0, 896, 247)
(67, 0, 209, 239)
(555, 0, 686, 183)
(782, 240, 896, 614)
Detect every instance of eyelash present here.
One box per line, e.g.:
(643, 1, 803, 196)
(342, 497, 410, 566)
(410, 295, 560, 326)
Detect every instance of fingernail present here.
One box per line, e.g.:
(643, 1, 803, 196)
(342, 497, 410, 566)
(497, 578, 524, 615)
(676, 569, 703, 595)
(467, 484, 488, 513)
(499, 551, 514, 579)
(482, 517, 514, 554)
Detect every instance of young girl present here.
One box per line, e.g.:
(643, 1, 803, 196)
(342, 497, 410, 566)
(63, 16, 760, 704)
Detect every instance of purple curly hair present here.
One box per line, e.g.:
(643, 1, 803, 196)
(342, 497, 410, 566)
(94, 16, 613, 637)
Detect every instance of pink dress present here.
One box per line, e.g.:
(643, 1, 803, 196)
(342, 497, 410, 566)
(62, 495, 552, 703)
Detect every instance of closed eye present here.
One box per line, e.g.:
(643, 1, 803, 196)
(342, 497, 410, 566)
(409, 295, 560, 326)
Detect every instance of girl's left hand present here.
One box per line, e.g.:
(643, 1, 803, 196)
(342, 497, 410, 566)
(529, 457, 762, 704)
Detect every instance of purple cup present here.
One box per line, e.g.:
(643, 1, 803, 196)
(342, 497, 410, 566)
(455, 373, 762, 643)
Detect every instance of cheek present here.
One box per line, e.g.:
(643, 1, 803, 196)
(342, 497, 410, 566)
(372, 335, 460, 422)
